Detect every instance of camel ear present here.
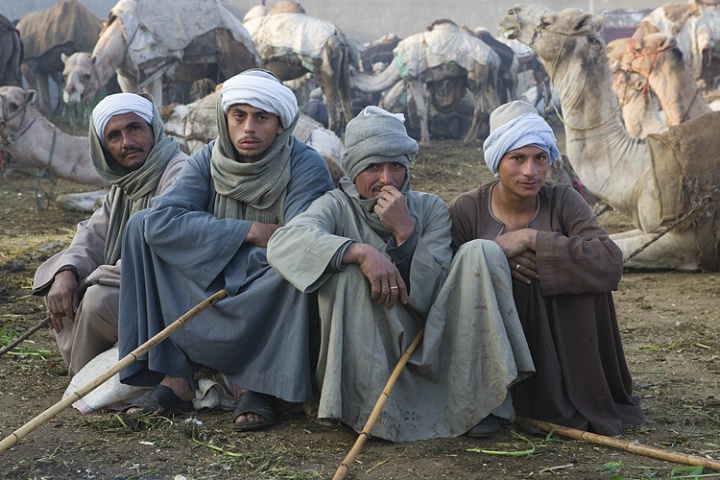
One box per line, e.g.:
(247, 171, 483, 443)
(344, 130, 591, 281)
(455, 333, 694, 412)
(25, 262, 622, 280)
(61, 53, 68, 64)
(572, 13, 603, 34)
(25, 89, 37, 105)
(538, 12, 559, 30)
(92, 55, 98, 66)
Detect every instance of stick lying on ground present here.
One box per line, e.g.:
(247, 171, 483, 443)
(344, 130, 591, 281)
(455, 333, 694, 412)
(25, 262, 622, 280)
(515, 417, 720, 471)
(333, 327, 425, 480)
(0, 289, 228, 454)
(0, 316, 51, 358)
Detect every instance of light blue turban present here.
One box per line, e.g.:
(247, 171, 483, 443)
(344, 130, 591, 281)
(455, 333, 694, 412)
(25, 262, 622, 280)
(220, 68, 298, 129)
(92, 93, 154, 148)
(482, 100, 560, 176)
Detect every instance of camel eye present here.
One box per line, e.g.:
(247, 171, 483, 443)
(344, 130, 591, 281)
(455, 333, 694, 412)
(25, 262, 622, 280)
(82, 74, 91, 82)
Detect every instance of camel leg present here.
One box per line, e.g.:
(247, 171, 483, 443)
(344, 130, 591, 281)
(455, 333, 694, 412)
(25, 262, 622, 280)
(407, 78, 430, 146)
(144, 79, 164, 107)
(116, 73, 138, 94)
(611, 229, 701, 271)
(378, 80, 406, 111)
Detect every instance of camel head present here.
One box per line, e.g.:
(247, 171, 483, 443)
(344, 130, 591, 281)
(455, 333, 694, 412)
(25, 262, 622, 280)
(499, 5, 605, 79)
(61, 52, 99, 105)
(0, 86, 37, 141)
(610, 33, 681, 78)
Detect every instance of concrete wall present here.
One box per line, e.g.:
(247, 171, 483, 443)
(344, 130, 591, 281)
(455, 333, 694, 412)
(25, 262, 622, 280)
(3, 0, 665, 44)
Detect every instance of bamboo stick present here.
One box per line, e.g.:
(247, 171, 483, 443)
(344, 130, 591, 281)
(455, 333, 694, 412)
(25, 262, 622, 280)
(0, 317, 50, 357)
(515, 417, 720, 471)
(0, 289, 228, 454)
(333, 327, 425, 480)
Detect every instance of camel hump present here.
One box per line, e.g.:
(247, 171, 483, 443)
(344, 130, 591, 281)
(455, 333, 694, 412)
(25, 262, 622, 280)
(271, 2, 306, 14)
(16, 0, 102, 59)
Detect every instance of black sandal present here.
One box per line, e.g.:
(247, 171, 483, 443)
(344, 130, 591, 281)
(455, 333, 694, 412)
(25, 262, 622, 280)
(124, 384, 193, 417)
(232, 390, 279, 432)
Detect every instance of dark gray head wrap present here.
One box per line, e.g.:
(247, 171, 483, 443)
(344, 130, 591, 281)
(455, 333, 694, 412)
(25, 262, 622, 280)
(342, 106, 418, 181)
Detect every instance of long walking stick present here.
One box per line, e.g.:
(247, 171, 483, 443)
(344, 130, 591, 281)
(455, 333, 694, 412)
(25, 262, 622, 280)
(0, 289, 228, 454)
(0, 316, 51, 358)
(515, 417, 720, 471)
(333, 327, 425, 480)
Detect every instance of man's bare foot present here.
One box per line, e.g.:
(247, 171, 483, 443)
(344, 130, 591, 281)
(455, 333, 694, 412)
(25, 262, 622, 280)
(125, 376, 194, 415)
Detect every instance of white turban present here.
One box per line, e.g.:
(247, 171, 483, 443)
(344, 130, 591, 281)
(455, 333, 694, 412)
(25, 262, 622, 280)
(482, 100, 560, 177)
(91, 93, 154, 148)
(220, 69, 298, 128)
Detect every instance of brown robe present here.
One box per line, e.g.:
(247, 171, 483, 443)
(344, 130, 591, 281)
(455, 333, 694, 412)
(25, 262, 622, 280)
(449, 182, 644, 436)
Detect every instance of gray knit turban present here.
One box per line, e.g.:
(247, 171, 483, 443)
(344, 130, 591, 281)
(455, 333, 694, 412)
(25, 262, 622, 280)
(343, 106, 419, 181)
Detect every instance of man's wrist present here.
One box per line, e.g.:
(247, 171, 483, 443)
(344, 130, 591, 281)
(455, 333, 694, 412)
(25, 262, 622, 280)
(55, 265, 79, 281)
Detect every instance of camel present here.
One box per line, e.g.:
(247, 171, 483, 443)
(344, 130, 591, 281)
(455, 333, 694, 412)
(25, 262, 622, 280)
(16, 0, 102, 118)
(242, 2, 356, 135)
(612, 69, 666, 138)
(497, 37, 552, 113)
(473, 28, 520, 104)
(160, 91, 345, 185)
(607, 34, 713, 127)
(635, 1, 720, 85)
(500, 4, 720, 271)
(0, 86, 104, 187)
(62, 0, 259, 108)
(352, 19, 501, 146)
(0, 14, 23, 88)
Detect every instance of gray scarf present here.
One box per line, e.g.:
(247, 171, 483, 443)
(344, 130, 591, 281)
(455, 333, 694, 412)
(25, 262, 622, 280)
(210, 98, 297, 224)
(338, 172, 411, 240)
(89, 93, 180, 265)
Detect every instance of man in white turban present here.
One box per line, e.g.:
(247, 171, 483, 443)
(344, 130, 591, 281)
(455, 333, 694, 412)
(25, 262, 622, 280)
(118, 69, 334, 428)
(33, 92, 188, 376)
(267, 106, 534, 442)
(449, 100, 644, 436)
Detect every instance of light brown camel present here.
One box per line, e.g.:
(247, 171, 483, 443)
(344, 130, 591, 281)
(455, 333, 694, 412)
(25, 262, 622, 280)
(0, 86, 104, 187)
(16, 0, 102, 118)
(243, 1, 356, 135)
(62, 0, 259, 107)
(160, 91, 345, 185)
(607, 34, 713, 127)
(351, 19, 501, 146)
(501, 4, 720, 271)
(635, 1, 720, 84)
(612, 69, 666, 138)
(0, 14, 23, 88)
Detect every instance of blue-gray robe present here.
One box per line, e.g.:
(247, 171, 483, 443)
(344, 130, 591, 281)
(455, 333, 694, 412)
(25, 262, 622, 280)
(118, 140, 333, 403)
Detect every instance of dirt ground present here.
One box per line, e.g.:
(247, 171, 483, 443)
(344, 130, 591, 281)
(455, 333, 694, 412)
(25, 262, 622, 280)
(1, 119, 719, 480)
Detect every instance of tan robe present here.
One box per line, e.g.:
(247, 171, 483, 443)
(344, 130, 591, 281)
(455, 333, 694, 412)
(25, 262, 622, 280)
(32, 153, 186, 375)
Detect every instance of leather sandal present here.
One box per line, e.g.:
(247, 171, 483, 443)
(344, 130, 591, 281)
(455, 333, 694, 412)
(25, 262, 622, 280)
(124, 384, 193, 417)
(232, 390, 279, 432)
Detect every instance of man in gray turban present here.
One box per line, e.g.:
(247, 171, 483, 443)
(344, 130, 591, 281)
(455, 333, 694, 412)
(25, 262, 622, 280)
(32, 92, 187, 376)
(118, 69, 334, 429)
(267, 106, 534, 442)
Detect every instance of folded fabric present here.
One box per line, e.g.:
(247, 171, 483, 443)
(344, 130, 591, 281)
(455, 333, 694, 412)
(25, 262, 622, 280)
(64, 345, 151, 414)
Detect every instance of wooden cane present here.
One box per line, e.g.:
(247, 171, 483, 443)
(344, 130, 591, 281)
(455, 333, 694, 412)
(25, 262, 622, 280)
(0, 289, 228, 454)
(0, 316, 51, 358)
(515, 417, 720, 471)
(333, 327, 425, 480)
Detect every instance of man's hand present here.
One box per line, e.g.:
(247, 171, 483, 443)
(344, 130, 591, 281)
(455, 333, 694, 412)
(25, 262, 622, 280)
(246, 221, 281, 248)
(45, 270, 80, 332)
(342, 243, 408, 309)
(494, 229, 540, 283)
(374, 185, 414, 245)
